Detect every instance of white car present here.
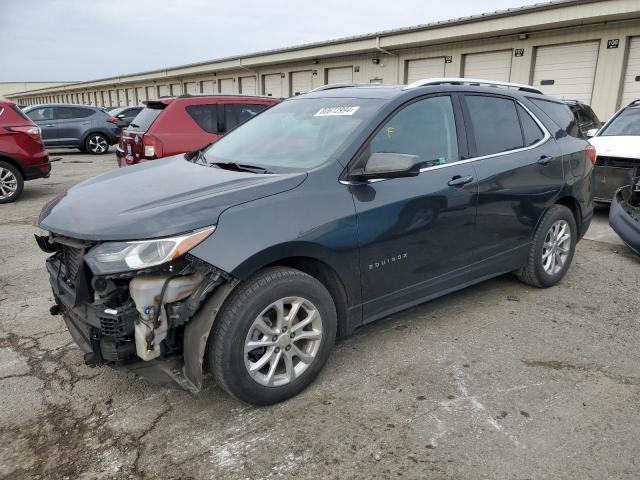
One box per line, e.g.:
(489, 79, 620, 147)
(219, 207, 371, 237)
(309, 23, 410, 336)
(588, 100, 640, 202)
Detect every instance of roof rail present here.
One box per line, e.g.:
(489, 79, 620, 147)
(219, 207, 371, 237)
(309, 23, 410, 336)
(403, 77, 543, 94)
(309, 83, 362, 93)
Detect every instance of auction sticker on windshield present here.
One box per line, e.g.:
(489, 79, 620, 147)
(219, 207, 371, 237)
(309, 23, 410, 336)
(314, 106, 360, 116)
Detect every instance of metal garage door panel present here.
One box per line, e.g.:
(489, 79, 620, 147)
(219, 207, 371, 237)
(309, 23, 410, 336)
(146, 86, 158, 100)
(170, 83, 182, 96)
(533, 41, 599, 104)
(264, 74, 282, 97)
(158, 85, 170, 97)
(219, 79, 234, 94)
(201, 81, 215, 94)
(327, 67, 353, 84)
(127, 88, 134, 105)
(464, 50, 512, 81)
(240, 76, 256, 94)
(184, 82, 198, 95)
(136, 87, 146, 103)
(621, 37, 640, 107)
(406, 58, 445, 83)
(291, 71, 312, 96)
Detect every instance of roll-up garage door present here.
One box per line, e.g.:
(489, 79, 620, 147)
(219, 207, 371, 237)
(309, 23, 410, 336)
(464, 50, 512, 81)
(170, 83, 182, 96)
(264, 74, 282, 97)
(327, 66, 353, 84)
(184, 82, 199, 95)
(406, 58, 445, 84)
(126, 88, 134, 105)
(158, 85, 170, 97)
(201, 80, 215, 94)
(621, 37, 640, 107)
(136, 87, 146, 103)
(219, 78, 234, 94)
(240, 76, 256, 94)
(291, 71, 313, 96)
(533, 41, 599, 104)
(147, 86, 158, 100)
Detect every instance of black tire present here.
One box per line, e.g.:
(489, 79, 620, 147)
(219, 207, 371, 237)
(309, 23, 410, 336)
(84, 133, 110, 155)
(209, 267, 337, 405)
(516, 204, 577, 288)
(0, 161, 24, 204)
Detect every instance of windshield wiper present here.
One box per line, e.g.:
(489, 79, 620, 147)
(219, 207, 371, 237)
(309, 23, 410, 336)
(210, 161, 272, 174)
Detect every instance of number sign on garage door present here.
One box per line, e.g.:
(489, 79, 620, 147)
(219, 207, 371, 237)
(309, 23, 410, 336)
(621, 37, 640, 107)
(219, 79, 234, 94)
(464, 50, 512, 81)
(406, 58, 445, 84)
(291, 71, 313, 95)
(240, 76, 256, 95)
(533, 41, 599, 104)
(264, 74, 283, 97)
(327, 67, 353, 84)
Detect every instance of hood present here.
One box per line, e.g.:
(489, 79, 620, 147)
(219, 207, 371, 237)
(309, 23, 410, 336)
(39, 155, 306, 241)
(589, 136, 640, 159)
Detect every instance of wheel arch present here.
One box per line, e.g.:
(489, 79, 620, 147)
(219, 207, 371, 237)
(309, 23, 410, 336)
(80, 128, 111, 146)
(554, 195, 582, 235)
(0, 153, 25, 177)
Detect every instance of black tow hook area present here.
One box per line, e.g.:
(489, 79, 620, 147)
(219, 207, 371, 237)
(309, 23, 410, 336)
(83, 352, 103, 368)
(49, 304, 61, 316)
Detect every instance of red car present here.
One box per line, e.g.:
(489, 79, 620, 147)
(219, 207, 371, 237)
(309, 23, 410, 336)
(117, 95, 279, 167)
(0, 101, 50, 203)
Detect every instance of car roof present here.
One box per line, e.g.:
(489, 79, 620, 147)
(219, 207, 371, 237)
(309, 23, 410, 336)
(24, 103, 103, 110)
(149, 94, 279, 105)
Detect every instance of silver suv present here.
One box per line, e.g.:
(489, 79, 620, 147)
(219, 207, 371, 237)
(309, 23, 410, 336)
(23, 104, 119, 154)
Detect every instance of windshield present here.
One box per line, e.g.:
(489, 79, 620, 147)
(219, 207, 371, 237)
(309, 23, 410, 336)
(201, 97, 384, 171)
(601, 106, 640, 136)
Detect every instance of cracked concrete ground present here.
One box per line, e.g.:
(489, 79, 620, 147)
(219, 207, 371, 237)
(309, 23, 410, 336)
(1, 151, 639, 480)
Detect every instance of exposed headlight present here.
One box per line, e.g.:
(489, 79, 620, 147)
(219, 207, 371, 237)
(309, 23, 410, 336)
(85, 226, 215, 275)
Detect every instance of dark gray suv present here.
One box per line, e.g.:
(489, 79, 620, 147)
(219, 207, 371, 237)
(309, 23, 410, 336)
(23, 104, 119, 154)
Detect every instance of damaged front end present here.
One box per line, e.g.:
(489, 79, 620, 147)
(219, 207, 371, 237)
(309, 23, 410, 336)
(609, 176, 640, 255)
(35, 230, 235, 392)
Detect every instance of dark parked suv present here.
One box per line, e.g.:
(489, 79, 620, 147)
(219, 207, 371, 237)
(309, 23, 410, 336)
(36, 79, 595, 405)
(23, 104, 119, 154)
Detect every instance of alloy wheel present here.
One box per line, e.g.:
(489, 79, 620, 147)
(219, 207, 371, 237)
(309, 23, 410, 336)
(244, 296, 323, 387)
(88, 135, 108, 153)
(0, 167, 18, 200)
(542, 219, 571, 275)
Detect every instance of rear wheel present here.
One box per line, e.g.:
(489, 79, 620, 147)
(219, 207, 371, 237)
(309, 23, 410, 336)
(516, 204, 577, 288)
(85, 133, 109, 155)
(0, 161, 24, 204)
(209, 267, 337, 405)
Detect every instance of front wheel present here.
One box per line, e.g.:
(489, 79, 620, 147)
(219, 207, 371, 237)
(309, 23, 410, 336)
(85, 133, 110, 155)
(209, 267, 337, 405)
(516, 204, 577, 288)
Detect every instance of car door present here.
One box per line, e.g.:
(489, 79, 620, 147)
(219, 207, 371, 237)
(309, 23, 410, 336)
(56, 107, 93, 145)
(349, 94, 478, 321)
(26, 107, 58, 144)
(461, 94, 564, 262)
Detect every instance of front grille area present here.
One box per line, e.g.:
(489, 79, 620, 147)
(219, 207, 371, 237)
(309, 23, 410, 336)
(99, 300, 137, 338)
(595, 156, 640, 168)
(61, 245, 84, 280)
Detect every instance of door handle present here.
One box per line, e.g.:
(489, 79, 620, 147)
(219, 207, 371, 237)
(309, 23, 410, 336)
(448, 175, 474, 187)
(45, 124, 55, 127)
(537, 155, 552, 166)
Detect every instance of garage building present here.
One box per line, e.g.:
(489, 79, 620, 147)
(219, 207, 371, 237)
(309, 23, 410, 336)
(8, 0, 640, 120)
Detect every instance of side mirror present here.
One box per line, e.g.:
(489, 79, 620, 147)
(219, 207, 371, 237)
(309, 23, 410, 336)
(351, 152, 422, 181)
(116, 114, 126, 119)
(586, 128, 598, 138)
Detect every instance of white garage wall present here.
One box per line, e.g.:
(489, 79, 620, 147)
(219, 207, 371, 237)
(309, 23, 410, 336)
(533, 41, 600, 104)
(406, 58, 446, 83)
(621, 36, 640, 106)
(464, 50, 513, 81)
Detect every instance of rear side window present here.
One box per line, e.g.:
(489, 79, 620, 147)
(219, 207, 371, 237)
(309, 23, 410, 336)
(517, 105, 544, 146)
(55, 107, 94, 119)
(528, 98, 581, 138)
(26, 107, 54, 121)
(186, 104, 219, 133)
(465, 96, 523, 156)
(223, 104, 269, 132)
(129, 107, 163, 131)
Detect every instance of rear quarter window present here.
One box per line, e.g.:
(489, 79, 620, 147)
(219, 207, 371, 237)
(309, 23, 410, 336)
(528, 98, 582, 138)
(186, 104, 219, 134)
(465, 95, 524, 156)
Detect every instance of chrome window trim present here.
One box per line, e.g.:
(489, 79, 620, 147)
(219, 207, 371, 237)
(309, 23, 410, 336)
(340, 99, 551, 185)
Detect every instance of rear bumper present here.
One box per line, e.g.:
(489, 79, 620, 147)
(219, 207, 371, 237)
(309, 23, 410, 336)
(593, 165, 638, 203)
(23, 160, 51, 180)
(609, 186, 640, 255)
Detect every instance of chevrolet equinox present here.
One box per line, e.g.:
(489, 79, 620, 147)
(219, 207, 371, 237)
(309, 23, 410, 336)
(36, 79, 595, 405)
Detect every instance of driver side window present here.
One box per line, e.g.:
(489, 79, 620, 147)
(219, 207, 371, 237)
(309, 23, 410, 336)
(369, 96, 459, 167)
